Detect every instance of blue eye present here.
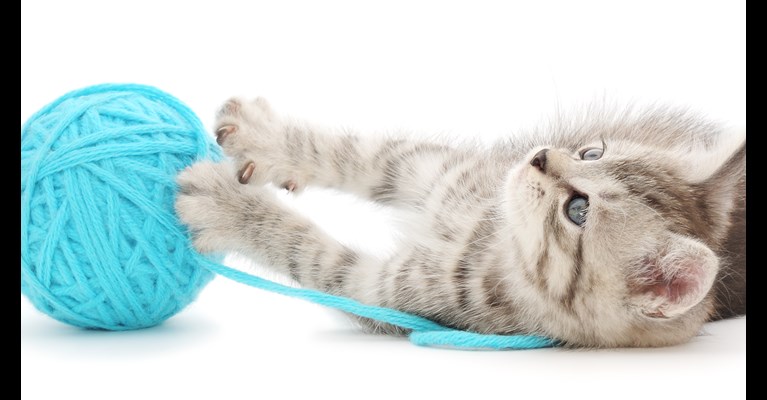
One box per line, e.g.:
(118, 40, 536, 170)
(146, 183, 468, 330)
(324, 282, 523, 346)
(566, 195, 589, 226)
(580, 148, 603, 160)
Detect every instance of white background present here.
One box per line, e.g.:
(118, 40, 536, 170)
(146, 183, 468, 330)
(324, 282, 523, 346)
(21, 1, 745, 399)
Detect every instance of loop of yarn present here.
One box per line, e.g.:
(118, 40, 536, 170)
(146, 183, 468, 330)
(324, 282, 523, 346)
(21, 83, 555, 349)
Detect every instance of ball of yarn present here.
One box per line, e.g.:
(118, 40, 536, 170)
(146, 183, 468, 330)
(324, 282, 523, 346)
(21, 83, 221, 330)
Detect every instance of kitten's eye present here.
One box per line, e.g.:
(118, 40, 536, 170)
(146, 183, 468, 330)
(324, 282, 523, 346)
(580, 148, 603, 161)
(566, 195, 589, 226)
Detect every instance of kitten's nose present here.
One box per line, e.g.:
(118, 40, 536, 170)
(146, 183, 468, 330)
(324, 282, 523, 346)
(530, 149, 548, 172)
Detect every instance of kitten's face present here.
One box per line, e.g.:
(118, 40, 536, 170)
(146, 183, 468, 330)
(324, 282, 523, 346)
(506, 137, 744, 347)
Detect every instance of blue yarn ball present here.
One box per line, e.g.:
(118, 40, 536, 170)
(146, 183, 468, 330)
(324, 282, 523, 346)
(21, 83, 221, 330)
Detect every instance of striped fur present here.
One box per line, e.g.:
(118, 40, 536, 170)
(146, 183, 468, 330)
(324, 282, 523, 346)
(176, 98, 745, 347)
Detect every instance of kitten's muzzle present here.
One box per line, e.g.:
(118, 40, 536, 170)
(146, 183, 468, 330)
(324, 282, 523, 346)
(530, 148, 549, 173)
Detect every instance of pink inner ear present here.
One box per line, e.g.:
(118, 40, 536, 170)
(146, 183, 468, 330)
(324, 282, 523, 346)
(632, 255, 710, 318)
(646, 268, 699, 304)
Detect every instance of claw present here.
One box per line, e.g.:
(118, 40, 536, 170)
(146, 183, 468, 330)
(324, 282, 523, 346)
(238, 162, 256, 184)
(215, 125, 237, 145)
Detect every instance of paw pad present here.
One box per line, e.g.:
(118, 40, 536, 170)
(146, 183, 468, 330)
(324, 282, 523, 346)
(217, 98, 241, 117)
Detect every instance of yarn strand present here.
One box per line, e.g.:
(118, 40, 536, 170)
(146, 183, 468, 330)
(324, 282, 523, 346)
(197, 256, 555, 350)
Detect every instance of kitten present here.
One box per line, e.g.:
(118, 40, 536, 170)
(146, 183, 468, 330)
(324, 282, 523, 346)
(175, 98, 746, 348)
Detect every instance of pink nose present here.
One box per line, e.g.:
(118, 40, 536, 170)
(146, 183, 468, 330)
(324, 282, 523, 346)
(530, 149, 548, 172)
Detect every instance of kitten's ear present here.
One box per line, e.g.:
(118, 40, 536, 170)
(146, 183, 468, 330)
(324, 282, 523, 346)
(629, 234, 718, 319)
(694, 138, 746, 243)
(700, 137, 745, 193)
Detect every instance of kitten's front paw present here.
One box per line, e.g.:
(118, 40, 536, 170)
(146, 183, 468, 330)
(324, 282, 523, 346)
(215, 97, 276, 146)
(175, 161, 253, 253)
(214, 97, 302, 192)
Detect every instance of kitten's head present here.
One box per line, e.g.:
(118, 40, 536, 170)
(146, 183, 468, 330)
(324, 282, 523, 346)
(506, 110, 745, 347)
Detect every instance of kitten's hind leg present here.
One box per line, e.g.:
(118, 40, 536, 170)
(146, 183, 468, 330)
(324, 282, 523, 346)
(214, 98, 466, 207)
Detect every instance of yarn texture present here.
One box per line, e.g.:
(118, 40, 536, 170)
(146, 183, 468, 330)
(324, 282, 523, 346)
(21, 83, 554, 349)
(21, 83, 220, 330)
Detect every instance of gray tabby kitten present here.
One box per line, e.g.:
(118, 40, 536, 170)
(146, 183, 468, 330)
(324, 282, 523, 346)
(175, 98, 746, 348)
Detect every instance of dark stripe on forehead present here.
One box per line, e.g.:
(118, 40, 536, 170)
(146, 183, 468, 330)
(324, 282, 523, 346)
(609, 159, 715, 243)
(624, 184, 671, 217)
(693, 194, 715, 235)
(604, 159, 667, 182)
